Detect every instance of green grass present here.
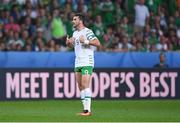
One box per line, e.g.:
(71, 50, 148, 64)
(0, 100, 180, 122)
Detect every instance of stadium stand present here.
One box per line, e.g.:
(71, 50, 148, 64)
(0, 0, 180, 52)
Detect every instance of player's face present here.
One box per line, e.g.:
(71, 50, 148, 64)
(160, 55, 165, 63)
(72, 16, 80, 28)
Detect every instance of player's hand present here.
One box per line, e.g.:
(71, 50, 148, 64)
(70, 37, 75, 43)
(66, 35, 75, 45)
(66, 35, 69, 42)
(79, 35, 85, 43)
(66, 35, 70, 45)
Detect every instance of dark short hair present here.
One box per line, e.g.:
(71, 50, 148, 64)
(74, 13, 85, 23)
(159, 52, 165, 58)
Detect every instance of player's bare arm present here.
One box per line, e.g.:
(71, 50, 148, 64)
(66, 35, 75, 48)
(79, 35, 101, 48)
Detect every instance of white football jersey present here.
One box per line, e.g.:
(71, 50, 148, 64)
(73, 27, 97, 68)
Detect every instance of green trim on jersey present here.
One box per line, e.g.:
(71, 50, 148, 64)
(86, 30, 97, 41)
(74, 66, 93, 75)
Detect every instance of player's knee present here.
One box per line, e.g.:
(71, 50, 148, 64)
(79, 83, 84, 90)
(77, 83, 83, 90)
(81, 84, 89, 90)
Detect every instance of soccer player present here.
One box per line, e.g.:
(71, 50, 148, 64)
(66, 13, 101, 116)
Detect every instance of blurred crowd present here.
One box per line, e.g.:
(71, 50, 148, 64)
(0, 0, 180, 52)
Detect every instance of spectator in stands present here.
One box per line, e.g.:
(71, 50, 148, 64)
(23, 16, 36, 37)
(4, 16, 20, 33)
(46, 39, 56, 52)
(149, 29, 158, 46)
(92, 15, 105, 45)
(99, 0, 115, 26)
(14, 31, 24, 50)
(34, 37, 46, 51)
(22, 1, 38, 19)
(0, 30, 6, 51)
(154, 52, 169, 68)
(74, 0, 88, 14)
(114, 0, 124, 22)
(24, 43, 32, 51)
(102, 25, 115, 51)
(10, 4, 21, 22)
(89, 0, 101, 20)
(158, 6, 168, 30)
(156, 35, 168, 51)
(6, 30, 15, 50)
(0, 41, 6, 51)
(175, 27, 180, 51)
(0, 0, 179, 52)
(33, 27, 46, 50)
(120, 17, 133, 37)
(146, 0, 164, 16)
(50, 9, 66, 46)
(134, 0, 150, 36)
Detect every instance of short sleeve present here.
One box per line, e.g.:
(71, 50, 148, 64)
(86, 30, 97, 41)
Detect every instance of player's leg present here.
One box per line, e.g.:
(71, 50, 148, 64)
(80, 66, 93, 115)
(77, 74, 91, 116)
(81, 74, 91, 113)
(75, 72, 82, 90)
(75, 69, 86, 113)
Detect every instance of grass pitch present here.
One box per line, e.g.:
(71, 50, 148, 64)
(0, 100, 180, 122)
